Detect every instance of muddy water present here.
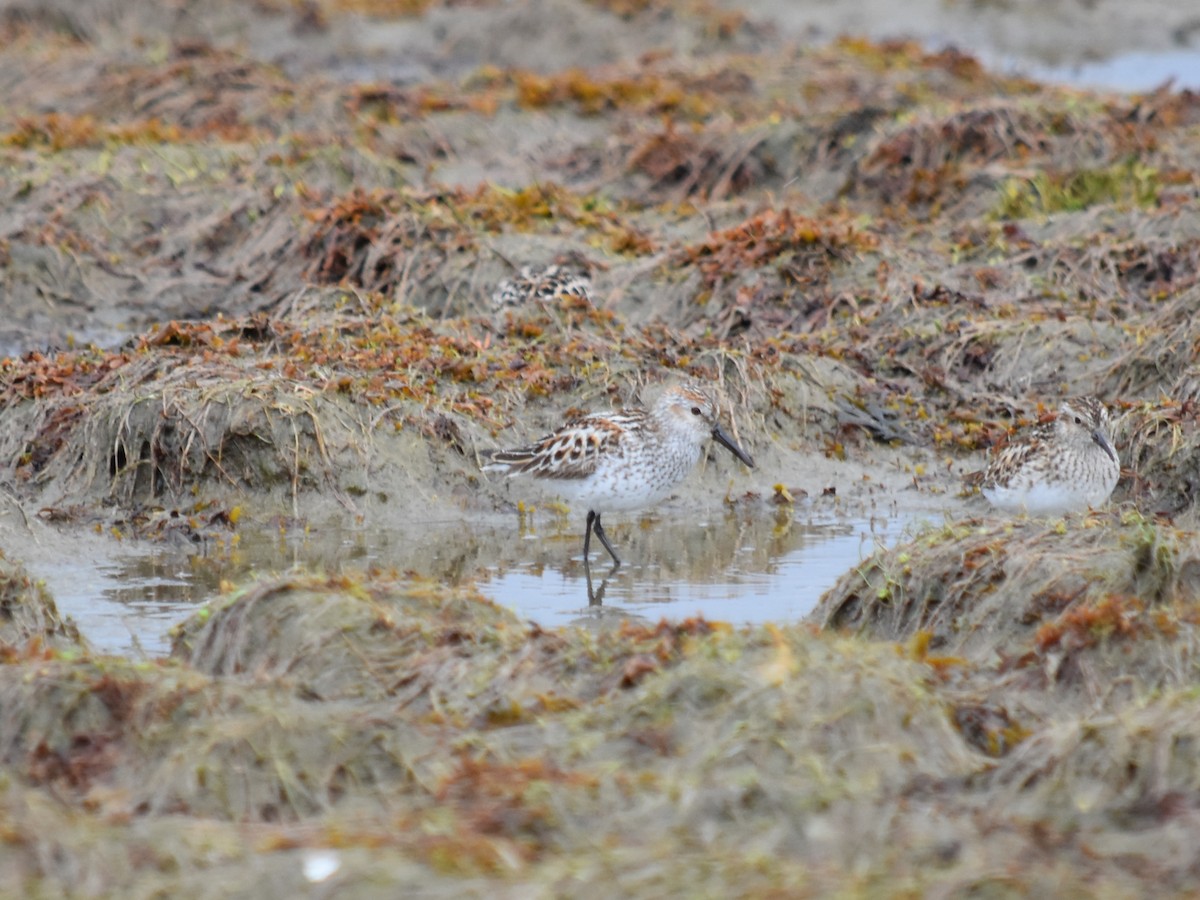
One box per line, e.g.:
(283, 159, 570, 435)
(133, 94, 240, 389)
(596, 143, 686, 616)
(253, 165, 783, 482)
(32, 502, 938, 656)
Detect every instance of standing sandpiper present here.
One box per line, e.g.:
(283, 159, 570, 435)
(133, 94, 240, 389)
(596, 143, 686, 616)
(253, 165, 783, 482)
(481, 382, 754, 568)
(979, 396, 1119, 515)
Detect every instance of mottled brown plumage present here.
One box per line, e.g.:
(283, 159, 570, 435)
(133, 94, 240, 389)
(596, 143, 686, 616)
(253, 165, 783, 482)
(490, 264, 592, 309)
(980, 396, 1119, 514)
(482, 383, 754, 566)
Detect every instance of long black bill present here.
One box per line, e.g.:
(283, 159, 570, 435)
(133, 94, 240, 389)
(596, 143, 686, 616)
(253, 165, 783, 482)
(712, 423, 755, 468)
(1092, 429, 1117, 464)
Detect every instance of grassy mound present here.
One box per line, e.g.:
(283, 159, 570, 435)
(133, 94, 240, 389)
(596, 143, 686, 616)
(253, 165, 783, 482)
(0, 551, 82, 650)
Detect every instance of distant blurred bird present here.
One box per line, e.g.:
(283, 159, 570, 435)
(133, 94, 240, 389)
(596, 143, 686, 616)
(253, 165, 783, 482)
(490, 264, 592, 309)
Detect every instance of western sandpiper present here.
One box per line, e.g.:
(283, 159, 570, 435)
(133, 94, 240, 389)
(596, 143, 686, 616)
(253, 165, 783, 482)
(481, 382, 754, 567)
(979, 396, 1119, 514)
(491, 264, 593, 309)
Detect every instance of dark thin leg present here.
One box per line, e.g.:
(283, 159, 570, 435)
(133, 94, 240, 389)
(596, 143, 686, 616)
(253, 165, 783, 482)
(583, 511, 617, 605)
(583, 510, 596, 561)
(590, 511, 620, 568)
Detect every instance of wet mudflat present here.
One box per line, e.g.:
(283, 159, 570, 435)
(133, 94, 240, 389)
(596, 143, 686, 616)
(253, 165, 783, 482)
(3, 0, 1200, 894)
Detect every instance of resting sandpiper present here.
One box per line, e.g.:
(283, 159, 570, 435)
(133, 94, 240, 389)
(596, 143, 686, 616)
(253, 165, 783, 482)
(481, 382, 754, 567)
(490, 264, 593, 309)
(979, 396, 1119, 514)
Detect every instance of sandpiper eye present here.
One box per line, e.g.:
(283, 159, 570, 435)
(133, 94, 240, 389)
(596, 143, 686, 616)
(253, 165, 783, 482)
(1074, 415, 1083, 425)
(690, 406, 702, 416)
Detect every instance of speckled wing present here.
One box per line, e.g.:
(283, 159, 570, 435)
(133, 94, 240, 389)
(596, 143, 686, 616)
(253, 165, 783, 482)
(981, 424, 1052, 489)
(483, 412, 637, 480)
(491, 265, 593, 309)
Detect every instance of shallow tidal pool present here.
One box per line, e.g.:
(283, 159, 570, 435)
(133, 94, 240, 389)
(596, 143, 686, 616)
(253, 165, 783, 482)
(32, 501, 937, 655)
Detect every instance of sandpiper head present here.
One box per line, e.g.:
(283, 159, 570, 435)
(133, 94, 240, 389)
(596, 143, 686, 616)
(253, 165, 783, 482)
(1057, 396, 1117, 464)
(656, 383, 755, 468)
